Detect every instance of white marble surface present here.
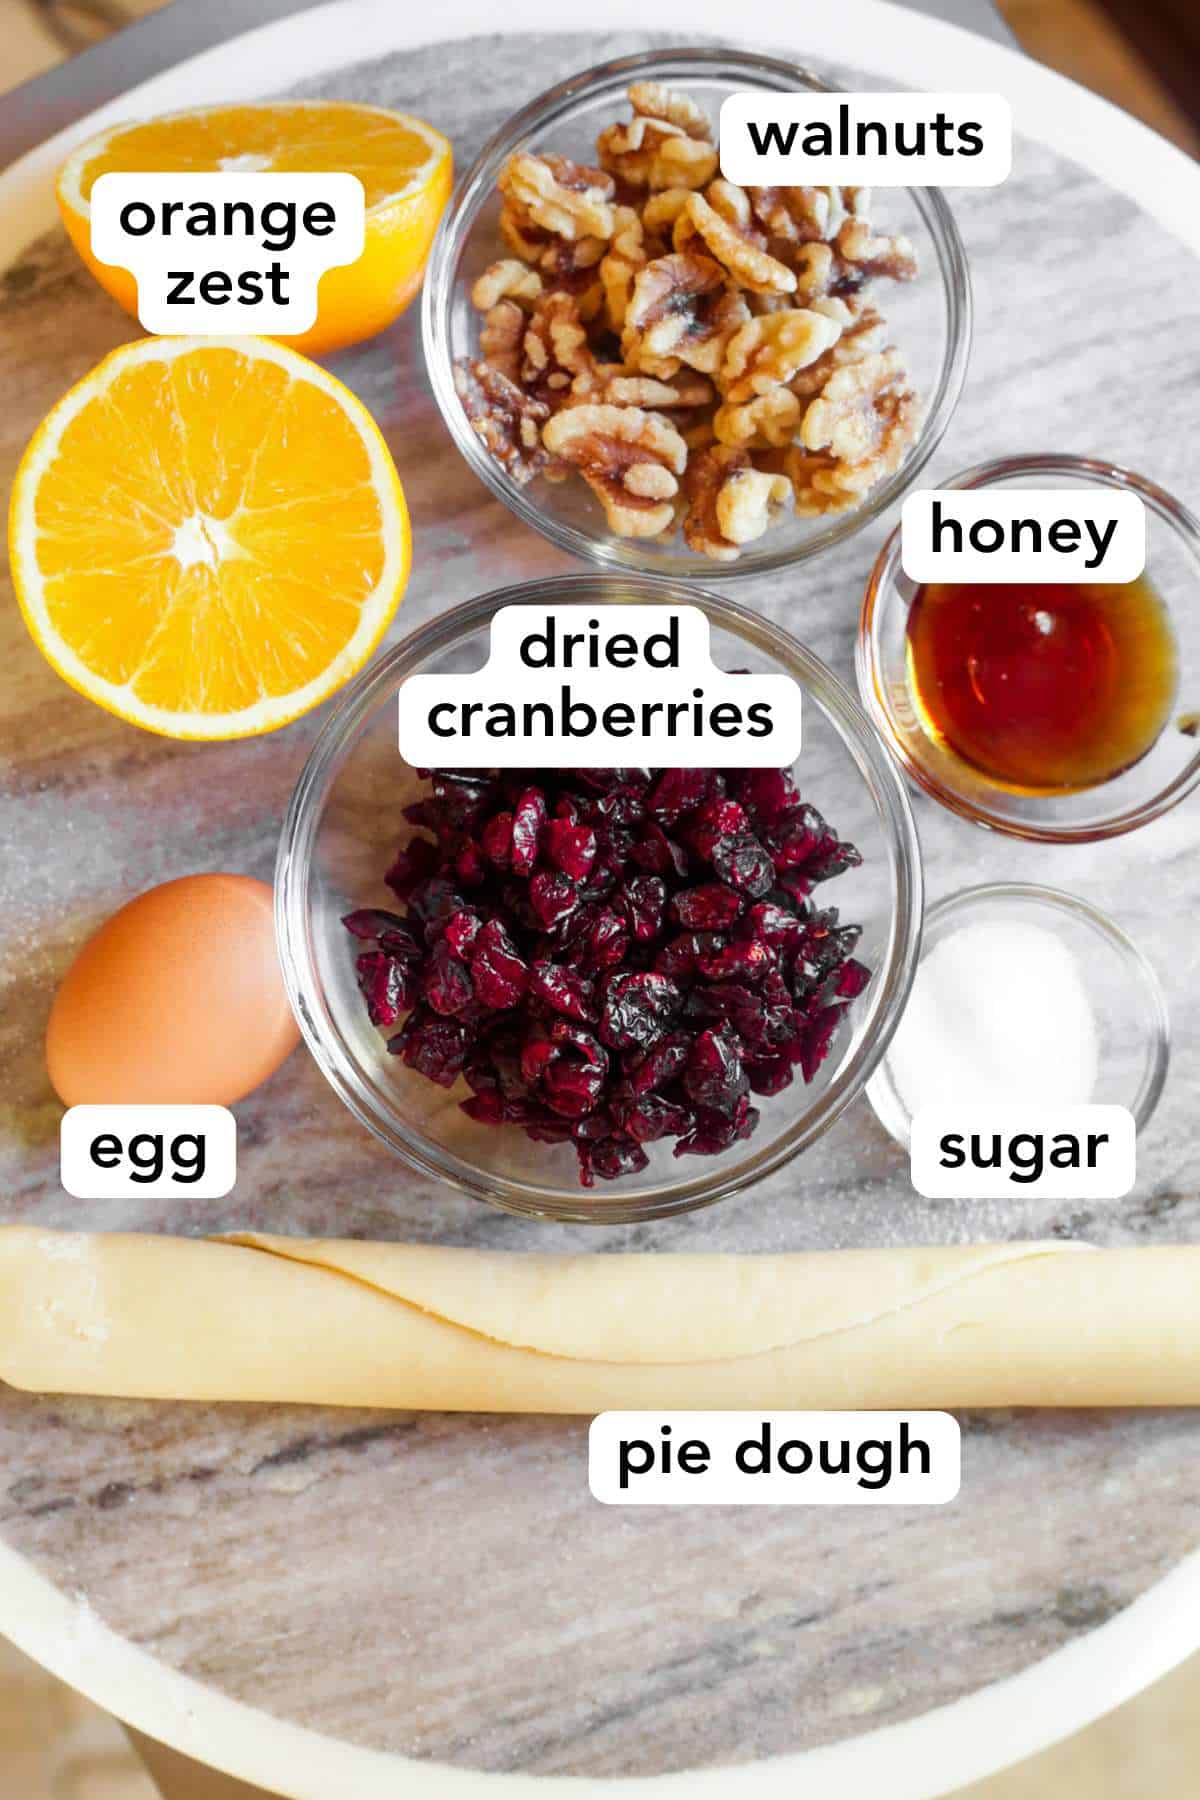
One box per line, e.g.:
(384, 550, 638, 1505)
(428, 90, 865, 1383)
(1, 24, 1199, 1786)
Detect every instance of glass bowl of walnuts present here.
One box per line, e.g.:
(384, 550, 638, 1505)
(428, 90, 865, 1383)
(423, 46, 972, 578)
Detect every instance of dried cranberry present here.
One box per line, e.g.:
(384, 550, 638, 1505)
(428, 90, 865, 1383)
(683, 1026, 749, 1112)
(342, 908, 410, 941)
(614, 1094, 692, 1143)
(631, 821, 690, 879)
(837, 959, 871, 999)
(355, 951, 416, 1026)
(455, 842, 487, 888)
(430, 772, 490, 836)
(530, 870, 579, 927)
(674, 1096, 759, 1158)
(390, 1010, 469, 1087)
(647, 768, 713, 826)
(695, 939, 775, 984)
(687, 797, 748, 859)
(470, 918, 529, 1009)
(584, 907, 629, 970)
(712, 833, 775, 898)
(347, 761, 865, 1183)
(730, 767, 801, 829)
(672, 884, 743, 931)
(599, 971, 683, 1050)
(443, 910, 482, 959)
(385, 836, 439, 899)
(422, 939, 475, 1016)
(767, 804, 862, 883)
(511, 787, 548, 875)
(615, 875, 666, 942)
(408, 875, 466, 940)
(797, 1004, 847, 1082)
(528, 961, 596, 1021)
(736, 901, 804, 949)
(625, 1031, 692, 1095)
(745, 1054, 796, 1097)
(543, 818, 597, 881)
(481, 811, 514, 868)
(688, 983, 768, 1047)
(653, 930, 725, 980)
(578, 1137, 649, 1186)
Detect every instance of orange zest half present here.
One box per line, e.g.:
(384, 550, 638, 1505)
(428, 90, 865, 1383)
(9, 336, 410, 739)
(56, 101, 453, 354)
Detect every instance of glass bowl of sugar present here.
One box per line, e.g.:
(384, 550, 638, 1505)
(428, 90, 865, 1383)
(866, 882, 1169, 1149)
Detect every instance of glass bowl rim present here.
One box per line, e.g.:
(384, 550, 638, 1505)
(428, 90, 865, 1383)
(275, 571, 925, 1223)
(856, 451, 1200, 843)
(865, 878, 1171, 1149)
(420, 44, 973, 582)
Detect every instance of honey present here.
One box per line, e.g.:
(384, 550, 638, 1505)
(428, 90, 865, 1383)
(905, 576, 1178, 793)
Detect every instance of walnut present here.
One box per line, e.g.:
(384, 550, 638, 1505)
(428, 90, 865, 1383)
(460, 78, 921, 555)
(713, 388, 802, 450)
(455, 360, 554, 486)
(471, 259, 544, 312)
(571, 365, 713, 410)
(628, 81, 714, 141)
(682, 418, 716, 454)
(749, 185, 847, 246)
(521, 291, 596, 402)
(778, 446, 858, 516)
(682, 445, 791, 560)
(498, 152, 616, 243)
(796, 347, 919, 503)
(719, 308, 843, 403)
(677, 192, 796, 296)
(479, 299, 524, 381)
(801, 346, 910, 458)
(791, 241, 836, 302)
(835, 216, 918, 283)
(599, 205, 647, 332)
(623, 252, 751, 377)
(748, 290, 800, 317)
(542, 404, 687, 537)
(498, 203, 551, 264)
(787, 298, 888, 400)
(596, 116, 718, 192)
(596, 81, 717, 193)
(642, 187, 695, 238)
(701, 179, 758, 233)
(718, 465, 792, 544)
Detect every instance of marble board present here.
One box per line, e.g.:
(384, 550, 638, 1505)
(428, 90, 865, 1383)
(0, 22, 1198, 1789)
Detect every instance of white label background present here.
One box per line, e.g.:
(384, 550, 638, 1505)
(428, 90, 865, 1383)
(901, 489, 1147, 583)
(719, 92, 1011, 185)
(60, 1105, 237, 1200)
(90, 172, 365, 334)
(397, 605, 802, 768)
(589, 1411, 961, 1505)
(910, 1106, 1136, 1200)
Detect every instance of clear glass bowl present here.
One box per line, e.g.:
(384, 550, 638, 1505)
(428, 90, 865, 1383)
(421, 46, 972, 581)
(866, 882, 1170, 1149)
(857, 454, 1200, 841)
(276, 573, 923, 1223)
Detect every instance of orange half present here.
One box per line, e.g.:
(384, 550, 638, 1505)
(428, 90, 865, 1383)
(56, 101, 453, 354)
(9, 336, 410, 738)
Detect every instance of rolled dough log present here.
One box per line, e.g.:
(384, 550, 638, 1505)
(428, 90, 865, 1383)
(0, 1228, 1197, 1409)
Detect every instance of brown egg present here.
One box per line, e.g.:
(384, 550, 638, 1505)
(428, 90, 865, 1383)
(47, 874, 301, 1106)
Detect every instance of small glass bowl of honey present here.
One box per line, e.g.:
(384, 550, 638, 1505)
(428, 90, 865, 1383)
(857, 454, 1200, 842)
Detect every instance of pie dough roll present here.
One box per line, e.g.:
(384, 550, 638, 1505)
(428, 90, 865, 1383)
(1, 1228, 1198, 1411)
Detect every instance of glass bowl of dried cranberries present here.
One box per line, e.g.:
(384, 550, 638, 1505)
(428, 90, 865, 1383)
(276, 574, 923, 1223)
(422, 46, 971, 579)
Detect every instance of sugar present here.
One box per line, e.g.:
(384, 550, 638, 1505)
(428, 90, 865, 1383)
(886, 918, 1099, 1116)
